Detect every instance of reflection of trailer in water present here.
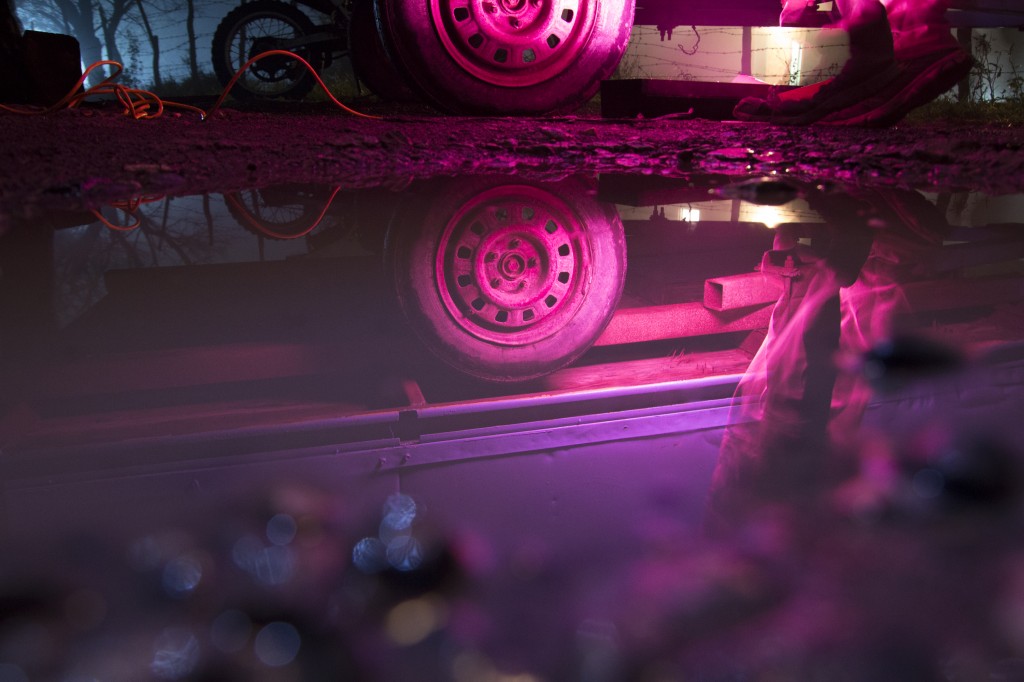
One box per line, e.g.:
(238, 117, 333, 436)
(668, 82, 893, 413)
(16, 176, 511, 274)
(2, 174, 1024, 481)
(3, 178, 1024, 682)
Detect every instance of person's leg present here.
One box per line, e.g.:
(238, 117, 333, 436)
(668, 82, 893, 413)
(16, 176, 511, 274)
(885, 0, 959, 59)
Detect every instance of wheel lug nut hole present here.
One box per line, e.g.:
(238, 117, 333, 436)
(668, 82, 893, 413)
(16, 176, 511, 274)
(545, 295, 558, 308)
(557, 244, 570, 256)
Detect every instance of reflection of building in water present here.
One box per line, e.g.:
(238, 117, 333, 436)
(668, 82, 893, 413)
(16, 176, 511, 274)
(617, 194, 824, 228)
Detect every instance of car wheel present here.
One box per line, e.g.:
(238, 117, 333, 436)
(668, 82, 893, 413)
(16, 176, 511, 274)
(374, 0, 635, 114)
(388, 176, 626, 381)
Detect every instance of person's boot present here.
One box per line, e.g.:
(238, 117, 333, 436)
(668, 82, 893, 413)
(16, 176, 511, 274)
(821, 0, 971, 126)
(734, 0, 900, 124)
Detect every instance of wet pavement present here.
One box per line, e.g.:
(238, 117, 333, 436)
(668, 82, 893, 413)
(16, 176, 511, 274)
(3, 104, 1024, 225)
(2, 106, 1024, 681)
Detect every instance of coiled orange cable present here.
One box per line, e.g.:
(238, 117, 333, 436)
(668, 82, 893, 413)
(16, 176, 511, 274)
(0, 50, 380, 120)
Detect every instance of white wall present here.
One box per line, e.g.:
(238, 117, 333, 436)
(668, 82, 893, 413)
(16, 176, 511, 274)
(622, 23, 1022, 101)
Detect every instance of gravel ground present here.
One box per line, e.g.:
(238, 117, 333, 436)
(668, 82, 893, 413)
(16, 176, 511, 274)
(3, 99, 1024, 227)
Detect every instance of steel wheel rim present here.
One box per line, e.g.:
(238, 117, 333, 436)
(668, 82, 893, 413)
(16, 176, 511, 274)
(436, 185, 591, 346)
(429, 0, 591, 87)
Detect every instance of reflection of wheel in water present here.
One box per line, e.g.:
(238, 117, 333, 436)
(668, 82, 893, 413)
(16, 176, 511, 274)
(212, 0, 325, 100)
(224, 185, 340, 239)
(389, 177, 626, 381)
(374, 0, 634, 114)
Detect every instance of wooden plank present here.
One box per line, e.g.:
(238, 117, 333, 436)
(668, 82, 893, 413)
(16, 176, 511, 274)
(705, 272, 784, 311)
(595, 302, 774, 346)
(545, 349, 754, 392)
(16, 342, 387, 400)
(12, 400, 368, 451)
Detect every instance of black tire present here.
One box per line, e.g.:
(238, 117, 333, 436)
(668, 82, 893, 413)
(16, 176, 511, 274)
(212, 0, 324, 101)
(388, 177, 626, 382)
(375, 0, 635, 114)
(349, 0, 418, 101)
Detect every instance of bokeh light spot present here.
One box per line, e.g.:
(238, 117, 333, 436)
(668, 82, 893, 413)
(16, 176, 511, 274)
(352, 537, 389, 574)
(266, 513, 297, 546)
(386, 596, 446, 646)
(210, 609, 252, 654)
(162, 553, 204, 598)
(912, 468, 945, 499)
(150, 628, 200, 680)
(382, 493, 417, 531)
(254, 622, 301, 667)
(387, 535, 424, 572)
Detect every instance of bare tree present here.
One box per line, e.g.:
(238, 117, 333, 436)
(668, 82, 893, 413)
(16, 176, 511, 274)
(94, 0, 130, 66)
(184, 0, 196, 82)
(132, 0, 158, 87)
(49, 0, 105, 82)
(16, 0, 213, 91)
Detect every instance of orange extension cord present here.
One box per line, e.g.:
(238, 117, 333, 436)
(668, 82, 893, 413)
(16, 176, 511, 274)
(223, 185, 345, 240)
(1, 49, 377, 235)
(93, 187, 344, 239)
(0, 49, 380, 120)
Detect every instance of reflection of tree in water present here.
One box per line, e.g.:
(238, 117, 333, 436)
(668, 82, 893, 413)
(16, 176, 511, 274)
(53, 194, 223, 326)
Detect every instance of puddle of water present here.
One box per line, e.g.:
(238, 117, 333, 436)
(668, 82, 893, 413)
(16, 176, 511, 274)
(2, 173, 1024, 680)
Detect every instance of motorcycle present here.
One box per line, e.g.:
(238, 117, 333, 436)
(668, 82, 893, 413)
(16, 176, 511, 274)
(211, 0, 352, 101)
